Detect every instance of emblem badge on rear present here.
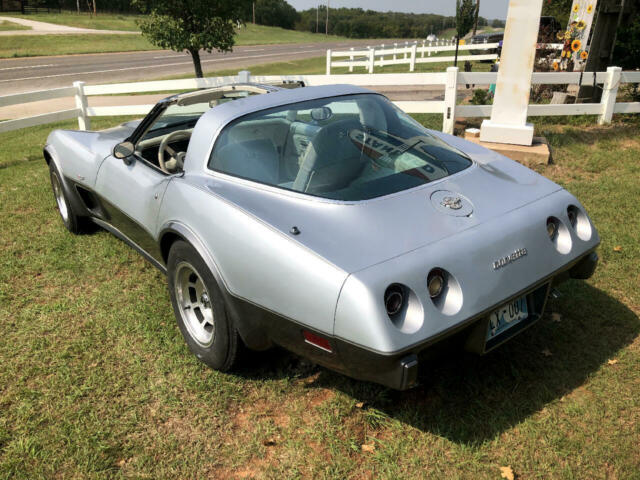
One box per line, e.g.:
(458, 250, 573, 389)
(441, 196, 463, 210)
(430, 190, 474, 217)
(493, 248, 528, 270)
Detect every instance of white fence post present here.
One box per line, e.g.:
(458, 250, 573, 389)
(73, 81, 90, 131)
(442, 66, 459, 135)
(349, 47, 354, 73)
(421, 40, 426, 58)
(599, 66, 622, 125)
(404, 41, 409, 59)
(326, 49, 332, 75)
(368, 49, 375, 74)
(409, 43, 417, 72)
(238, 70, 251, 83)
(393, 43, 397, 60)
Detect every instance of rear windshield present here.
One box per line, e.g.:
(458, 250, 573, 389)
(208, 93, 472, 201)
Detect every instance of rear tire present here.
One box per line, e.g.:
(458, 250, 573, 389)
(48, 162, 84, 234)
(167, 240, 241, 371)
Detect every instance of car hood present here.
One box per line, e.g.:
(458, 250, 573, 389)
(199, 133, 563, 274)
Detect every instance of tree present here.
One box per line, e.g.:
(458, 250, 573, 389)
(473, 0, 480, 35)
(455, 0, 476, 66)
(134, 0, 250, 78)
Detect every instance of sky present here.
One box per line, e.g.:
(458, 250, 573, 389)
(287, 0, 511, 20)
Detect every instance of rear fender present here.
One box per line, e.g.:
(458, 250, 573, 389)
(158, 221, 274, 351)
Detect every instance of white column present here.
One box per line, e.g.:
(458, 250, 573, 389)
(442, 66, 459, 135)
(598, 66, 621, 125)
(73, 81, 90, 131)
(480, 0, 543, 146)
(326, 49, 332, 75)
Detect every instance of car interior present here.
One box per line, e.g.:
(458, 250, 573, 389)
(208, 93, 472, 201)
(132, 85, 471, 201)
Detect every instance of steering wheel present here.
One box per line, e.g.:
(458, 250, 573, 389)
(158, 130, 191, 173)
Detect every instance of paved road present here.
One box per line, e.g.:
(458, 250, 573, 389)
(0, 40, 385, 94)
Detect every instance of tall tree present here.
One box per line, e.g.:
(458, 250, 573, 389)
(134, 0, 249, 78)
(473, 0, 480, 35)
(455, 0, 476, 66)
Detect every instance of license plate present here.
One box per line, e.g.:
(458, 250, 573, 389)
(486, 295, 528, 341)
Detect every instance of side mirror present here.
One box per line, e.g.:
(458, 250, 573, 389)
(113, 141, 135, 161)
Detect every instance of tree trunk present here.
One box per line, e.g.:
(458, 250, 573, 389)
(473, 0, 480, 35)
(454, 36, 460, 66)
(93, 0, 96, 16)
(189, 49, 204, 78)
(76, 0, 80, 14)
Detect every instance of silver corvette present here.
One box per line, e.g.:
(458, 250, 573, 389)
(44, 83, 599, 389)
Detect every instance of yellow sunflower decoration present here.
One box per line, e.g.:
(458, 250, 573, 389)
(587, 5, 593, 14)
(573, 4, 579, 12)
(577, 20, 586, 30)
(571, 39, 582, 52)
(553, 61, 560, 71)
(564, 31, 572, 40)
(581, 50, 589, 60)
(557, 31, 565, 40)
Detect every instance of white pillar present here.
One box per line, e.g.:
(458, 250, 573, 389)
(598, 66, 621, 125)
(480, 0, 543, 146)
(368, 48, 375, 74)
(73, 81, 90, 131)
(442, 66, 459, 135)
(349, 47, 354, 73)
(326, 49, 332, 75)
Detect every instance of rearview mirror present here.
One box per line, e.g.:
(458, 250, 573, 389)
(113, 141, 135, 160)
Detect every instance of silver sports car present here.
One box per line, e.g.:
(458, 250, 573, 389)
(44, 83, 599, 389)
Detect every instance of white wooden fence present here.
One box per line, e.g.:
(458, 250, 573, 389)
(326, 41, 500, 74)
(0, 67, 639, 137)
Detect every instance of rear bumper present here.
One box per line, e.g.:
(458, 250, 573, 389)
(304, 249, 597, 390)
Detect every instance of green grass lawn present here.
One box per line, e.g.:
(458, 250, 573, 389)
(0, 112, 638, 478)
(0, 15, 349, 58)
(1, 12, 142, 31)
(0, 20, 30, 31)
(156, 54, 493, 82)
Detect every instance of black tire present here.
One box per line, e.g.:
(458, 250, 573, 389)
(167, 240, 241, 371)
(48, 162, 84, 234)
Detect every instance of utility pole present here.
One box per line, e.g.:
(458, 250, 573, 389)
(325, 0, 329, 36)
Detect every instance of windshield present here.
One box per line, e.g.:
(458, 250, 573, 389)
(208, 93, 472, 201)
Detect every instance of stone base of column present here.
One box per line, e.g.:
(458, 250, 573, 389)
(479, 120, 534, 146)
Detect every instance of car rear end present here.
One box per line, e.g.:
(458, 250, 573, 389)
(331, 186, 599, 390)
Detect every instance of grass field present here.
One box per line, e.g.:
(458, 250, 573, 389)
(1, 12, 142, 31)
(0, 20, 30, 31)
(157, 53, 494, 82)
(0, 16, 350, 58)
(0, 111, 638, 478)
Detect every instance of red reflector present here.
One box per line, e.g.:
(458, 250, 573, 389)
(302, 331, 333, 353)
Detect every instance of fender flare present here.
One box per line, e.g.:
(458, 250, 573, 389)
(158, 221, 273, 351)
(43, 145, 91, 217)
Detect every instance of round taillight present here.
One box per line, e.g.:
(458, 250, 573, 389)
(547, 217, 558, 241)
(427, 269, 445, 298)
(384, 285, 405, 316)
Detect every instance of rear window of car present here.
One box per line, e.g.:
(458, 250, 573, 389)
(207, 93, 472, 201)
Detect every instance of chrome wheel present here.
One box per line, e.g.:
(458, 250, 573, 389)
(51, 171, 69, 222)
(174, 261, 215, 347)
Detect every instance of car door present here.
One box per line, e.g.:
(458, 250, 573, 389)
(94, 154, 173, 261)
